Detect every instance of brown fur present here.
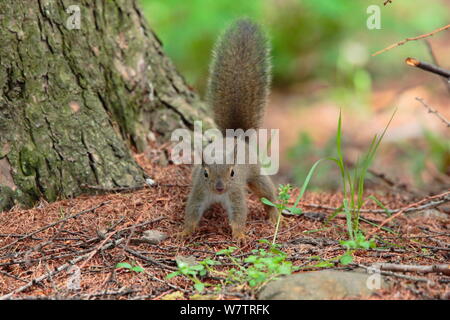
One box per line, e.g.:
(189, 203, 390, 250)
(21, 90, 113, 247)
(207, 18, 271, 133)
(180, 19, 277, 242)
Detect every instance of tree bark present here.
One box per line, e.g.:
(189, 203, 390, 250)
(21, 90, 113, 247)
(0, 0, 211, 211)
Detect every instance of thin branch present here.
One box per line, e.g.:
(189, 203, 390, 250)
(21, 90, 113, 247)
(416, 97, 450, 128)
(367, 190, 450, 237)
(0, 201, 110, 251)
(372, 24, 450, 56)
(80, 288, 141, 299)
(0, 270, 29, 284)
(356, 264, 434, 284)
(420, 245, 450, 252)
(376, 263, 450, 276)
(120, 245, 177, 271)
(406, 57, 450, 78)
(0, 238, 123, 300)
(293, 191, 450, 215)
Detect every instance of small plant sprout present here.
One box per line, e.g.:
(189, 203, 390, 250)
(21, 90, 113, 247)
(166, 243, 297, 293)
(166, 258, 220, 292)
(217, 241, 296, 289)
(261, 184, 298, 245)
(332, 109, 395, 264)
(279, 109, 396, 265)
(335, 110, 395, 238)
(115, 261, 145, 273)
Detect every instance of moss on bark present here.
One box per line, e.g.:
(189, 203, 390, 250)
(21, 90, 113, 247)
(0, 0, 212, 211)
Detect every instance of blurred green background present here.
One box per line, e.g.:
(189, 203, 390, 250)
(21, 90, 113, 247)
(139, 0, 449, 193)
(139, 0, 447, 92)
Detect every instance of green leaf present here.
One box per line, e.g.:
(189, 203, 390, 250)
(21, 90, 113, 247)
(202, 258, 220, 266)
(340, 239, 356, 249)
(360, 241, 370, 249)
(278, 263, 293, 274)
(166, 271, 180, 279)
(287, 207, 302, 215)
(216, 246, 237, 255)
(269, 247, 284, 256)
(356, 231, 365, 242)
(340, 253, 353, 265)
(115, 262, 132, 269)
(194, 282, 205, 292)
(291, 158, 331, 209)
(131, 265, 145, 273)
(261, 197, 276, 207)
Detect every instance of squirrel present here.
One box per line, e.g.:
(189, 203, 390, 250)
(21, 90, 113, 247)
(179, 18, 278, 241)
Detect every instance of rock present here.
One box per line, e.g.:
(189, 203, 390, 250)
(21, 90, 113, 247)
(409, 209, 447, 219)
(130, 230, 167, 245)
(145, 178, 156, 186)
(175, 255, 198, 267)
(142, 230, 167, 244)
(258, 270, 389, 300)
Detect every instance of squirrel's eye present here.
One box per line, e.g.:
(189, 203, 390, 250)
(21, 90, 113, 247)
(204, 170, 209, 178)
(230, 169, 235, 177)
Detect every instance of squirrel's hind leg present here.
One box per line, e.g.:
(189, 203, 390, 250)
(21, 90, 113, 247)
(248, 175, 278, 224)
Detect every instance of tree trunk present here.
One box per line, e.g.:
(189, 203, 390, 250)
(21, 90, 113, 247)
(0, 0, 210, 211)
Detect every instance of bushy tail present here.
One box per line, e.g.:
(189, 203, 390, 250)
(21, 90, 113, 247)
(207, 18, 271, 133)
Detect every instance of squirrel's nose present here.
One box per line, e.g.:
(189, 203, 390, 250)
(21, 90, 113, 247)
(215, 181, 225, 192)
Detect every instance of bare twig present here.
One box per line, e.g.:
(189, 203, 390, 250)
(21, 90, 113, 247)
(406, 57, 450, 79)
(117, 216, 166, 236)
(80, 287, 140, 299)
(376, 263, 450, 275)
(415, 97, 450, 128)
(0, 270, 29, 284)
(356, 264, 434, 283)
(367, 190, 450, 237)
(0, 247, 94, 267)
(0, 238, 123, 300)
(0, 201, 110, 251)
(142, 273, 189, 294)
(372, 24, 450, 56)
(420, 245, 450, 252)
(120, 245, 177, 271)
(79, 231, 117, 269)
(296, 191, 450, 215)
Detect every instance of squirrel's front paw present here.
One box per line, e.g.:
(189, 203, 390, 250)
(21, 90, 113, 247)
(230, 223, 247, 244)
(175, 226, 195, 240)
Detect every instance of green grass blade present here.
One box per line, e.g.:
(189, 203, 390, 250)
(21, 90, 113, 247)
(368, 195, 393, 217)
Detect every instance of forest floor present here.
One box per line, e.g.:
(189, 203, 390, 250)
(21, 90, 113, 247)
(0, 151, 449, 300)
